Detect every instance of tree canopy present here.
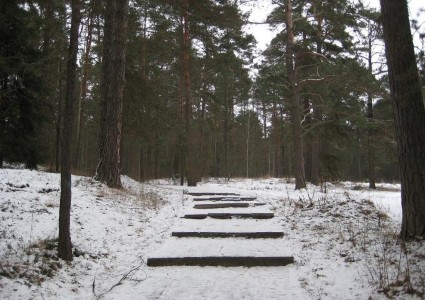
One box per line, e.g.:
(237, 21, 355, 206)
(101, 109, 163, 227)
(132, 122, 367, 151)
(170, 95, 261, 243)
(0, 0, 423, 188)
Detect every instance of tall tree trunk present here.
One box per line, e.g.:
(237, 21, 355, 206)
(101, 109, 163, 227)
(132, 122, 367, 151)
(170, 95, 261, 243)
(272, 101, 280, 177)
(367, 22, 376, 189)
(181, 0, 198, 186)
(140, 146, 146, 180)
(285, 0, 306, 189)
(311, 99, 321, 185)
(138, 1, 148, 182)
(303, 98, 312, 182)
(262, 102, 268, 175)
(75, 2, 95, 169)
(58, 0, 81, 261)
(0, 77, 4, 168)
(310, 7, 323, 186)
(280, 108, 286, 178)
(41, 0, 56, 172)
(198, 75, 208, 180)
(214, 133, 219, 177)
(224, 77, 229, 178)
(178, 78, 185, 185)
(95, 0, 129, 188)
(177, 3, 191, 186)
(367, 93, 376, 188)
(310, 117, 320, 185)
(55, 64, 63, 173)
(380, 0, 425, 239)
(246, 103, 250, 178)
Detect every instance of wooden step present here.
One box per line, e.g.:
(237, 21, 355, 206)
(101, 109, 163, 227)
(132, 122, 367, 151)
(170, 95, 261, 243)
(186, 192, 240, 196)
(184, 212, 274, 219)
(193, 203, 265, 209)
(193, 196, 257, 201)
(147, 256, 294, 267)
(183, 214, 207, 219)
(171, 231, 284, 238)
(193, 202, 249, 209)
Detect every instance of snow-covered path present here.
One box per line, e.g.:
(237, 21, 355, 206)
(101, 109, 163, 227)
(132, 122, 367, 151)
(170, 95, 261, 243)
(146, 190, 293, 267)
(105, 186, 307, 300)
(1, 169, 424, 300)
(101, 183, 378, 300)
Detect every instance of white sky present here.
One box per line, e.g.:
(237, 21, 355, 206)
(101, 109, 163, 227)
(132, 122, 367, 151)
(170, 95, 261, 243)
(243, 0, 425, 51)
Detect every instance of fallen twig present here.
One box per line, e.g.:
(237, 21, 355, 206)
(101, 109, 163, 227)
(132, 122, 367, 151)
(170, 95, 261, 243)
(92, 261, 147, 299)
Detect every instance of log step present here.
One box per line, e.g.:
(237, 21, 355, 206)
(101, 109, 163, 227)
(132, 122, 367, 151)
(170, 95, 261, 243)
(171, 231, 284, 238)
(193, 203, 248, 209)
(193, 203, 265, 209)
(186, 192, 240, 196)
(147, 256, 294, 267)
(193, 197, 257, 201)
(194, 203, 249, 209)
(184, 212, 274, 219)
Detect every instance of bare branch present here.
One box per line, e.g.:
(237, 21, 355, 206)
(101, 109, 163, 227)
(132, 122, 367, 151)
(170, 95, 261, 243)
(296, 75, 336, 88)
(296, 51, 334, 65)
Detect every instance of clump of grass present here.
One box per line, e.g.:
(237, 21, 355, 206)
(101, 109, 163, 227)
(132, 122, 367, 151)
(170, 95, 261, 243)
(1, 238, 62, 286)
(29, 238, 58, 251)
(138, 190, 166, 210)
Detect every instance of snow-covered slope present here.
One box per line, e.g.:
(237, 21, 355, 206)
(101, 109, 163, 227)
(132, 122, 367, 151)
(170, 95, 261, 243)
(1, 168, 424, 299)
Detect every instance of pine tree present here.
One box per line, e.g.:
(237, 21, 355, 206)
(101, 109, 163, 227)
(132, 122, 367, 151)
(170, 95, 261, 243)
(58, 0, 81, 261)
(0, 0, 47, 169)
(284, 0, 306, 189)
(380, 0, 425, 239)
(95, 0, 130, 188)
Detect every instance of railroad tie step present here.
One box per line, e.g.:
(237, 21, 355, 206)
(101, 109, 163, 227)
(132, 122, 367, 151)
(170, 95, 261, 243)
(171, 231, 284, 238)
(193, 203, 265, 209)
(186, 192, 240, 196)
(193, 203, 250, 209)
(147, 256, 294, 267)
(192, 197, 257, 201)
(183, 212, 274, 219)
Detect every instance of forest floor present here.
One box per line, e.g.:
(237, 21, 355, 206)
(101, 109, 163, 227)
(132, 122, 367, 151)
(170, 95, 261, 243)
(0, 166, 424, 299)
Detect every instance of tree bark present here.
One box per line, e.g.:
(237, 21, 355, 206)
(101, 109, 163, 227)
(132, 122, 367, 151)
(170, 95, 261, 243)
(367, 22, 376, 189)
(181, 0, 198, 186)
(262, 102, 268, 175)
(184, 1, 202, 186)
(75, 2, 95, 169)
(95, 0, 129, 188)
(310, 115, 320, 185)
(380, 0, 425, 239)
(224, 76, 229, 178)
(40, 0, 56, 172)
(367, 92, 376, 189)
(178, 78, 185, 185)
(58, 0, 81, 261)
(303, 98, 312, 182)
(272, 101, 280, 177)
(285, 0, 306, 189)
(55, 64, 63, 173)
(310, 11, 323, 186)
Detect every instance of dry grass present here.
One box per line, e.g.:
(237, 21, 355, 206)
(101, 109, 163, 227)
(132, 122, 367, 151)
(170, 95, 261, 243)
(137, 190, 166, 210)
(1, 238, 62, 286)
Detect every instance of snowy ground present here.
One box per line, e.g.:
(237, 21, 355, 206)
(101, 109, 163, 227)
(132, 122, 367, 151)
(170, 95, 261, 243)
(1, 167, 424, 299)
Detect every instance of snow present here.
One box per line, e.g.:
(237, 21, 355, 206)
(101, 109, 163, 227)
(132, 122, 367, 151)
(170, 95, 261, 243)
(1, 168, 424, 299)
(173, 217, 282, 233)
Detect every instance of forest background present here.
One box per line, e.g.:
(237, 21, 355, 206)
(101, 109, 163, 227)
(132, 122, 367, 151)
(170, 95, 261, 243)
(1, 0, 424, 186)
